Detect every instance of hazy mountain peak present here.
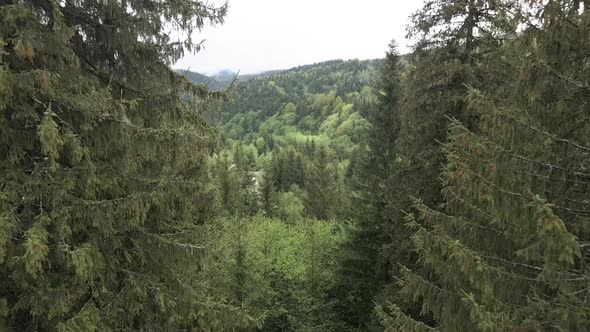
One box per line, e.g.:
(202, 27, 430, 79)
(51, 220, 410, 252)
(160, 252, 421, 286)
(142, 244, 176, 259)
(215, 69, 237, 78)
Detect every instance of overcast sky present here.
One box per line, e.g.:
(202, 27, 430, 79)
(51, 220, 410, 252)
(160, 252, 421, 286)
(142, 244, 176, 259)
(173, 0, 424, 75)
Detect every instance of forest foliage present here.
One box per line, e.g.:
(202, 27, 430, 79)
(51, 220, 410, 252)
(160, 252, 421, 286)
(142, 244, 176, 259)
(1, 0, 590, 331)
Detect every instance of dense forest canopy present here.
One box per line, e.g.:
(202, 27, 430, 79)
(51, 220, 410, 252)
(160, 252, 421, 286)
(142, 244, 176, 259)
(1, 0, 589, 331)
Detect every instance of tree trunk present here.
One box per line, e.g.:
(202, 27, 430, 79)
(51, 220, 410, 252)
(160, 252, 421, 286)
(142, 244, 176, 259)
(464, 0, 477, 65)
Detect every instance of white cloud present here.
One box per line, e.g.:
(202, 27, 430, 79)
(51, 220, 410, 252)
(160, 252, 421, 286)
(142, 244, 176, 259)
(174, 0, 424, 75)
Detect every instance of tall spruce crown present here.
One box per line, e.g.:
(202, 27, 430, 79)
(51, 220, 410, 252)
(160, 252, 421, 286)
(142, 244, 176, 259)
(379, 1, 590, 330)
(0, 0, 257, 330)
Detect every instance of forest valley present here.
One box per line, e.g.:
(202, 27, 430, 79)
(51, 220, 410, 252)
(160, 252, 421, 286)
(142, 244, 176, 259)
(1, 0, 590, 331)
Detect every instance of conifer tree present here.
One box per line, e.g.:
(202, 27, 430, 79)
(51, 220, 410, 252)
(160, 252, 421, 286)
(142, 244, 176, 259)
(229, 144, 259, 217)
(334, 42, 403, 329)
(0, 0, 254, 329)
(214, 151, 241, 215)
(304, 145, 337, 220)
(260, 162, 279, 215)
(396, 0, 517, 209)
(409, 0, 515, 63)
(382, 1, 590, 330)
(379, 3, 519, 320)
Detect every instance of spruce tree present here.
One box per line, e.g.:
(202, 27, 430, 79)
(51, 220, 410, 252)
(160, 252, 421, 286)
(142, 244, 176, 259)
(0, 0, 253, 329)
(382, 1, 590, 330)
(395, 0, 516, 209)
(260, 162, 279, 215)
(375, 1, 518, 326)
(214, 151, 240, 215)
(304, 145, 337, 220)
(334, 42, 403, 329)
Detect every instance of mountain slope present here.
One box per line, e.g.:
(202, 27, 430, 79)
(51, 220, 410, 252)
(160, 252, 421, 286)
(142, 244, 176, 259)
(213, 59, 384, 157)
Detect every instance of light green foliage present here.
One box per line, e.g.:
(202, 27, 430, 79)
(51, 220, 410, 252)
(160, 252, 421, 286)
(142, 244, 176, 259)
(202, 61, 380, 250)
(215, 60, 380, 161)
(21, 218, 49, 277)
(197, 54, 400, 331)
(37, 113, 63, 170)
(276, 190, 305, 223)
(283, 102, 297, 114)
(202, 215, 345, 331)
(283, 132, 330, 148)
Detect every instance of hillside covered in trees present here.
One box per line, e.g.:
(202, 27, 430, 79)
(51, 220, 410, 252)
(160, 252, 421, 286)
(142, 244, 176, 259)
(1, 0, 590, 331)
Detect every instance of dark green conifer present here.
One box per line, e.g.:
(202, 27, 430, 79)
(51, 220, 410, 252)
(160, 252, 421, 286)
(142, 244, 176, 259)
(396, 0, 516, 209)
(0, 0, 254, 329)
(304, 145, 337, 220)
(382, 1, 590, 330)
(334, 41, 403, 329)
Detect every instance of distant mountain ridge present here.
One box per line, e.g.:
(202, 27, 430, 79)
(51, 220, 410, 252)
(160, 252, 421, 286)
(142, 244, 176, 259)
(179, 70, 231, 91)
(180, 58, 387, 128)
(179, 58, 386, 91)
